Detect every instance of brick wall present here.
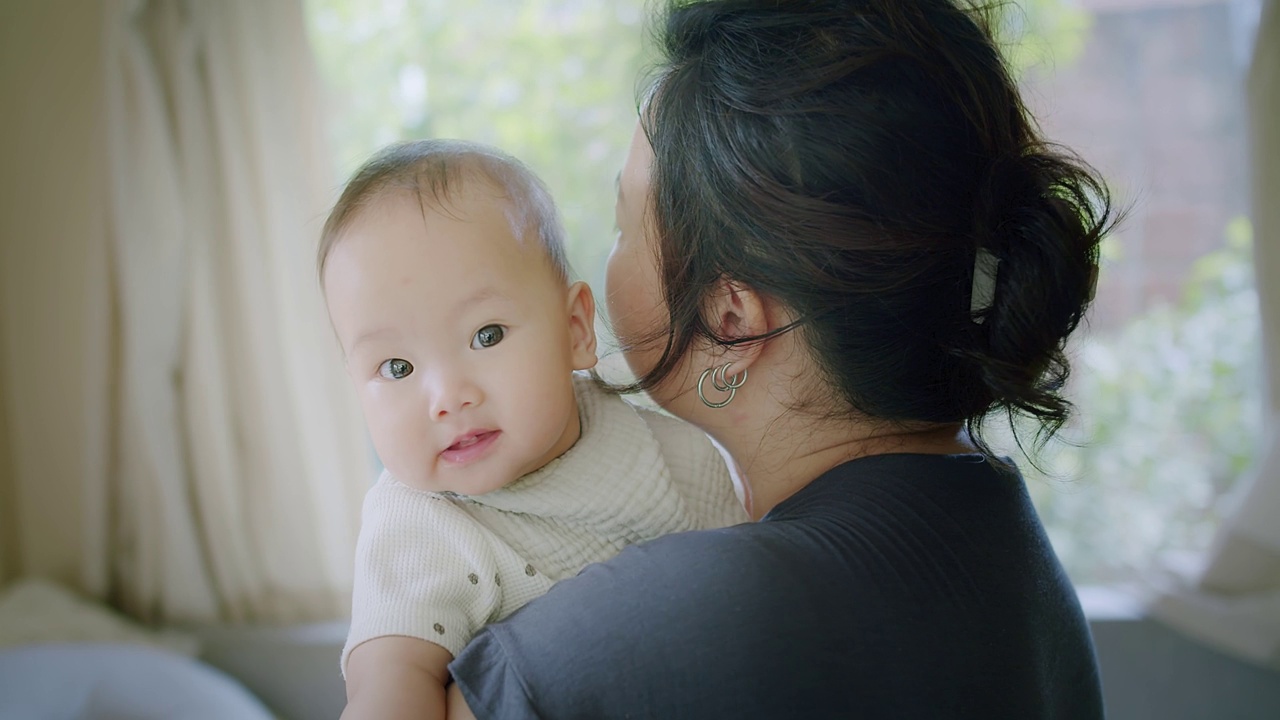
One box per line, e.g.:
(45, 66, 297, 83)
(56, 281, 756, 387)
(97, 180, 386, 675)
(1022, 0, 1253, 331)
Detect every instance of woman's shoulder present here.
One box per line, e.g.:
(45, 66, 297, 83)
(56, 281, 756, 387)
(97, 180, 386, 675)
(452, 457, 1098, 719)
(469, 516, 867, 648)
(533, 452, 1061, 621)
(450, 523, 838, 717)
(448, 512, 1033, 719)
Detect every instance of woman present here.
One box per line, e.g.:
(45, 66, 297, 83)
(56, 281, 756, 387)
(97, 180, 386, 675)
(449, 0, 1115, 716)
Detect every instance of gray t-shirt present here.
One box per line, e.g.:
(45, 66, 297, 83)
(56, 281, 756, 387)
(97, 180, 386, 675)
(450, 453, 1103, 719)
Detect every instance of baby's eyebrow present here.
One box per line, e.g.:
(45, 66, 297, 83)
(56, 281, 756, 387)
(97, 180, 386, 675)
(350, 327, 397, 355)
(454, 287, 514, 313)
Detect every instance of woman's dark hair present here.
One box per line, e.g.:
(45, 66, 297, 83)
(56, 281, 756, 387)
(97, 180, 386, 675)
(634, 0, 1119, 448)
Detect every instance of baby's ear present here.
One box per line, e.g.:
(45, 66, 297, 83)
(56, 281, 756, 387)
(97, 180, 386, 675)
(566, 281, 598, 370)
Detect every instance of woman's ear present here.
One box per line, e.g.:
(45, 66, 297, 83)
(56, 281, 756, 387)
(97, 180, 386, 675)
(566, 280, 599, 370)
(703, 277, 767, 372)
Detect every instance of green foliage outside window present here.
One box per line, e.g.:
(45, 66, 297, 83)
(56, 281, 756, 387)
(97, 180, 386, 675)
(1022, 219, 1262, 583)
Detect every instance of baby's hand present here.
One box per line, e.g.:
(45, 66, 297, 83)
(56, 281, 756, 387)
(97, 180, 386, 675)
(342, 636, 454, 720)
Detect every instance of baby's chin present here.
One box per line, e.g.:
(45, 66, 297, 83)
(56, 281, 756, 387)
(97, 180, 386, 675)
(391, 465, 516, 497)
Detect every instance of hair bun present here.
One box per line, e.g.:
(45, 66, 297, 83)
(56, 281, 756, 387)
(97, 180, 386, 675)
(962, 148, 1113, 431)
(973, 154, 1041, 252)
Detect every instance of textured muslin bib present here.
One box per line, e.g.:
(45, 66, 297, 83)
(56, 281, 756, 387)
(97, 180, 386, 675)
(342, 373, 747, 671)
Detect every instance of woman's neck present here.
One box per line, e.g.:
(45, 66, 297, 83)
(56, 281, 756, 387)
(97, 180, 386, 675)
(706, 374, 972, 520)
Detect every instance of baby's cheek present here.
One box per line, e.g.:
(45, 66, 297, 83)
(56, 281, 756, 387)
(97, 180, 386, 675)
(364, 401, 423, 482)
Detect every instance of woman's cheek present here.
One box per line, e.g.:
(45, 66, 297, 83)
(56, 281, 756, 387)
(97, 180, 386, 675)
(605, 247, 664, 377)
(603, 245, 633, 339)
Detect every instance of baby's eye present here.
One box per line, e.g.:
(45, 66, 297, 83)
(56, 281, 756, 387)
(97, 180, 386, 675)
(378, 358, 413, 380)
(471, 325, 505, 349)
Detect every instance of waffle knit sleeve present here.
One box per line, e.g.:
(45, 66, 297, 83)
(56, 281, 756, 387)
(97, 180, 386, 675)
(342, 473, 503, 675)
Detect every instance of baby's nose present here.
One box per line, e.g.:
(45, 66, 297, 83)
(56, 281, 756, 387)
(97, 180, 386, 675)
(428, 374, 482, 420)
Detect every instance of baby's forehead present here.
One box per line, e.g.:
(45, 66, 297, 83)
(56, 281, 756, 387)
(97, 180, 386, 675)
(409, 174, 534, 236)
(365, 186, 562, 277)
(411, 161, 568, 283)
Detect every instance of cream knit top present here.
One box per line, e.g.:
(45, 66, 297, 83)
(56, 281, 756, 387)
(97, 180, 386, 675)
(342, 373, 748, 672)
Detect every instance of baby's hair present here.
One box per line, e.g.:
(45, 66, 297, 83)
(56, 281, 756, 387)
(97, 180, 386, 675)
(318, 139, 569, 283)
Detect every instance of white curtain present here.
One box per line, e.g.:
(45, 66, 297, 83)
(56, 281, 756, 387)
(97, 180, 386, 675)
(98, 0, 368, 624)
(1150, 0, 1280, 670)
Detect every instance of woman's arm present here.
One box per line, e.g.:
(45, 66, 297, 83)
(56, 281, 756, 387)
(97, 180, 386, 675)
(342, 636, 453, 720)
(449, 531, 749, 719)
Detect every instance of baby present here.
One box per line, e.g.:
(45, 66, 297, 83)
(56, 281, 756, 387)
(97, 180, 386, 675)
(319, 139, 748, 719)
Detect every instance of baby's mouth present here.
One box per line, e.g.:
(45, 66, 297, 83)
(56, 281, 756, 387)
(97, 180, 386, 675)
(440, 429, 502, 464)
(448, 431, 497, 451)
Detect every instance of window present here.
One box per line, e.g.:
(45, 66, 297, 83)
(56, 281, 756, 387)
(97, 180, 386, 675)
(1010, 0, 1263, 584)
(306, 0, 1264, 585)
(307, 0, 645, 294)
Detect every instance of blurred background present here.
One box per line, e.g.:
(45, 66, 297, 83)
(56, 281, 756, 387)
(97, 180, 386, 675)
(1, 0, 1278, 718)
(305, 0, 1264, 586)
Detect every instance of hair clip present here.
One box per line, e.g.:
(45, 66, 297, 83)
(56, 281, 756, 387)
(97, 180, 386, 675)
(970, 248, 1000, 324)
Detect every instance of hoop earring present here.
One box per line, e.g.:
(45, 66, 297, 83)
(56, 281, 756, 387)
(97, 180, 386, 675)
(697, 362, 748, 409)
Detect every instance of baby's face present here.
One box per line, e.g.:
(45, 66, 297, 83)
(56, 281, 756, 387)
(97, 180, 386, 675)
(324, 185, 597, 494)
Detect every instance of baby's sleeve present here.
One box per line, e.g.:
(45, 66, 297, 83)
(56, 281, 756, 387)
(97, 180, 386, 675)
(636, 408, 751, 528)
(342, 474, 503, 675)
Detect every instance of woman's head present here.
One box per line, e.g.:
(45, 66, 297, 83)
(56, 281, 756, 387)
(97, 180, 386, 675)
(609, 0, 1116, 448)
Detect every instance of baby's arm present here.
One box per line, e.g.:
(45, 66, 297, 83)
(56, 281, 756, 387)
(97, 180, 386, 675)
(342, 636, 453, 720)
(447, 681, 479, 720)
(343, 479, 505, 719)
